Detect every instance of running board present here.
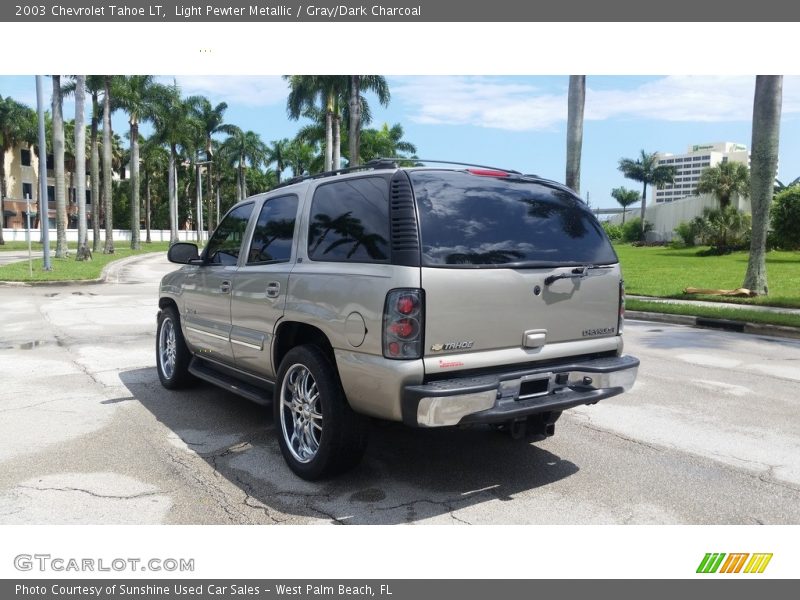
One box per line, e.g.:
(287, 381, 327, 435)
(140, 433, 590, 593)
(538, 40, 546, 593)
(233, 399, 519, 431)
(189, 357, 273, 405)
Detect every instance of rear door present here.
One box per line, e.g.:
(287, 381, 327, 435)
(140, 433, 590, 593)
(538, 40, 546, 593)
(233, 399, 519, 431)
(410, 170, 621, 360)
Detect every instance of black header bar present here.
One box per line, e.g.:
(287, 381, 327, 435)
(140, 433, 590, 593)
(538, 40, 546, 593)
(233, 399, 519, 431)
(3, 0, 800, 22)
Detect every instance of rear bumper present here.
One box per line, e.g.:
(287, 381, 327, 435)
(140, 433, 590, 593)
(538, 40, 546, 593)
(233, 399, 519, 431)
(401, 354, 639, 427)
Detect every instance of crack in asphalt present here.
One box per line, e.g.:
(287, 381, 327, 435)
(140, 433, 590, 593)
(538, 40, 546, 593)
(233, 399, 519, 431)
(164, 449, 249, 524)
(17, 484, 163, 500)
(372, 496, 476, 525)
(573, 416, 666, 452)
(0, 398, 64, 413)
(573, 414, 800, 493)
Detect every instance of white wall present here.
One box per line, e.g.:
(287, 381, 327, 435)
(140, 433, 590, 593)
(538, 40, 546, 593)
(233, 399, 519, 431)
(0, 229, 203, 243)
(607, 193, 751, 241)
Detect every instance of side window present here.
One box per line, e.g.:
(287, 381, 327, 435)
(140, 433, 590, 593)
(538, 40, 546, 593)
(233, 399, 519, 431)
(307, 177, 390, 263)
(204, 203, 253, 265)
(247, 195, 298, 265)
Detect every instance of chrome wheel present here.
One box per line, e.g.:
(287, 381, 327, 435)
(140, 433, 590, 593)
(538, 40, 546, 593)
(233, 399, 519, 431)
(279, 363, 323, 464)
(158, 317, 177, 380)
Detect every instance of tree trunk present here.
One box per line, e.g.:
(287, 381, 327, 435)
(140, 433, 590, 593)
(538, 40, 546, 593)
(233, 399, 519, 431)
(333, 114, 341, 170)
(206, 148, 214, 235)
(75, 76, 87, 256)
(145, 170, 152, 244)
(622, 208, 626, 224)
(102, 77, 114, 254)
(640, 182, 648, 239)
(90, 92, 101, 253)
(52, 76, 68, 258)
(168, 149, 177, 244)
(348, 75, 361, 167)
(130, 120, 141, 249)
(324, 97, 333, 172)
(565, 75, 585, 194)
(0, 148, 7, 244)
(743, 75, 782, 295)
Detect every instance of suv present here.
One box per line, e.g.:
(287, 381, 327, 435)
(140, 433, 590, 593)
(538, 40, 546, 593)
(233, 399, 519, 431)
(157, 160, 638, 480)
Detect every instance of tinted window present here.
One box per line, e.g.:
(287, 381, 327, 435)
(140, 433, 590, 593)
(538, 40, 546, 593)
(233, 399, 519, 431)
(204, 203, 253, 265)
(247, 195, 298, 265)
(410, 171, 617, 267)
(308, 177, 389, 263)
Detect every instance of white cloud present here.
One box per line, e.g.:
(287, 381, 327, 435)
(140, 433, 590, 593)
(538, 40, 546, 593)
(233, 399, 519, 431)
(160, 76, 289, 107)
(392, 76, 564, 131)
(393, 75, 800, 131)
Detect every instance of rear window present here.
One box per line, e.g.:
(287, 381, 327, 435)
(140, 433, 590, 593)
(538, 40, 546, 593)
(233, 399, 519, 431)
(307, 176, 390, 263)
(410, 171, 617, 267)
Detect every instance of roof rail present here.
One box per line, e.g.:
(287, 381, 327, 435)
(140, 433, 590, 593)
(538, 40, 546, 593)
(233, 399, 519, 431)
(270, 157, 530, 190)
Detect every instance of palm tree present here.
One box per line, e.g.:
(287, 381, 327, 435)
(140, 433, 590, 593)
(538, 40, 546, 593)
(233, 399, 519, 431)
(139, 135, 169, 243)
(267, 138, 291, 184)
(0, 96, 35, 245)
(152, 82, 194, 244)
(618, 150, 676, 239)
(115, 76, 161, 250)
(565, 75, 585, 193)
(188, 97, 236, 232)
(51, 76, 69, 258)
(359, 123, 417, 162)
(610, 187, 640, 224)
(73, 76, 89, 260)
(220, 127, 267, 201)
(286, 75, 348, 172)
(348, 75, 390, 167)
(695, 161, 750, 209)
(85, 76, 104, 252)
(743, 76, 782, 295)
(285, 139, 315, 177)
(100, 76, 116, 253)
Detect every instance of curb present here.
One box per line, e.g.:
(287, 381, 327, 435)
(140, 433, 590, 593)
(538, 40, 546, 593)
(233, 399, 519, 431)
(0, 252, 164, 287)
(627, 310, 800, 341)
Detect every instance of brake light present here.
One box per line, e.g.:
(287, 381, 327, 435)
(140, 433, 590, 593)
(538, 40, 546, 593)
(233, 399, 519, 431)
(466, 168, 510, 177)
(618, 280, 625, 334)
(383, 289, 424, 359)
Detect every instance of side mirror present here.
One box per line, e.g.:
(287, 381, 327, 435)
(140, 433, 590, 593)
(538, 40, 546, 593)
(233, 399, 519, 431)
(167, 242, 200, 264)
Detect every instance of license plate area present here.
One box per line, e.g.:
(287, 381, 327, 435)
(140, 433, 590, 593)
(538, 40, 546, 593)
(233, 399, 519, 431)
(518, 373, 551, 400)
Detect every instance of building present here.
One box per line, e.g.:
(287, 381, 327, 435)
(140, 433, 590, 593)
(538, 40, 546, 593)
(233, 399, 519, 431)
(1, 141, 119, 231)
(654, 142, 749, 204)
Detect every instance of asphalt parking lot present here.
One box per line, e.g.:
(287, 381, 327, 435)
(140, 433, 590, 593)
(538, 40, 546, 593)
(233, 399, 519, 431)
(1, 253, 799, 524)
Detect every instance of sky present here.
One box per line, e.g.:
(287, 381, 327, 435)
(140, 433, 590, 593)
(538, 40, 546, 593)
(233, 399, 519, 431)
(2, 74, 799, 210)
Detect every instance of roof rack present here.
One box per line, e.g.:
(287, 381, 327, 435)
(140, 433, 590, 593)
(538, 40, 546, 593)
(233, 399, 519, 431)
(271, 158, 531, 190)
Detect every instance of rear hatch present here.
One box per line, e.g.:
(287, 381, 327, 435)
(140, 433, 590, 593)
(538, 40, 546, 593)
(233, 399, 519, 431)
(410, 170, 621, 362)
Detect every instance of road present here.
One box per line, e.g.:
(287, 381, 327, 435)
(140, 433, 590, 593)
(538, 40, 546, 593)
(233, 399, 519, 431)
(1, 253, 799, 525)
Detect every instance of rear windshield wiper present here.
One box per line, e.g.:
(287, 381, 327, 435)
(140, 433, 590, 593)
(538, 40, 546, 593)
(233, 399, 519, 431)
(544, 264, 612, 286)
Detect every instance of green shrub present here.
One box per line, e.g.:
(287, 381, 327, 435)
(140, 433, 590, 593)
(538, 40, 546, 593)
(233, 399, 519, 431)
(673, 221, 697, 247)
(692, 206, 751, 254)
(621, 217, 652, 243)
(602, 221, 623, 241)
(770, 187, 800, 250)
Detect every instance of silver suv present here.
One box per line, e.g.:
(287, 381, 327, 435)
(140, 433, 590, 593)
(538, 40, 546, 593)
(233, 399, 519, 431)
(157, 160, 639, 479)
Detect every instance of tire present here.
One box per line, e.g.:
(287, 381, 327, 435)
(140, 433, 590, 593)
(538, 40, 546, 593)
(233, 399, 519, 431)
(274, 345, 368, 480)
(156, 306, 194, 389)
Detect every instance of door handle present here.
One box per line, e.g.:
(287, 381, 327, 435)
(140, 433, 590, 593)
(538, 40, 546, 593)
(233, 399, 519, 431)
(220, 280, 231, 294)
(265, 281, 281, 298)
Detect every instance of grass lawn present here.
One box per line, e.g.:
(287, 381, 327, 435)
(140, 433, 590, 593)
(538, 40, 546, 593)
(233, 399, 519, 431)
(615, 244, 800, 309)
(0, 242, 170, 282)
(627, 298, 800, 329)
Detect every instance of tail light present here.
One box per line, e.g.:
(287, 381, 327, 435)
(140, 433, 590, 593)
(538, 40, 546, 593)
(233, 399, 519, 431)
(618, 280, 625, 334)
(383, 289, 424, 359)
